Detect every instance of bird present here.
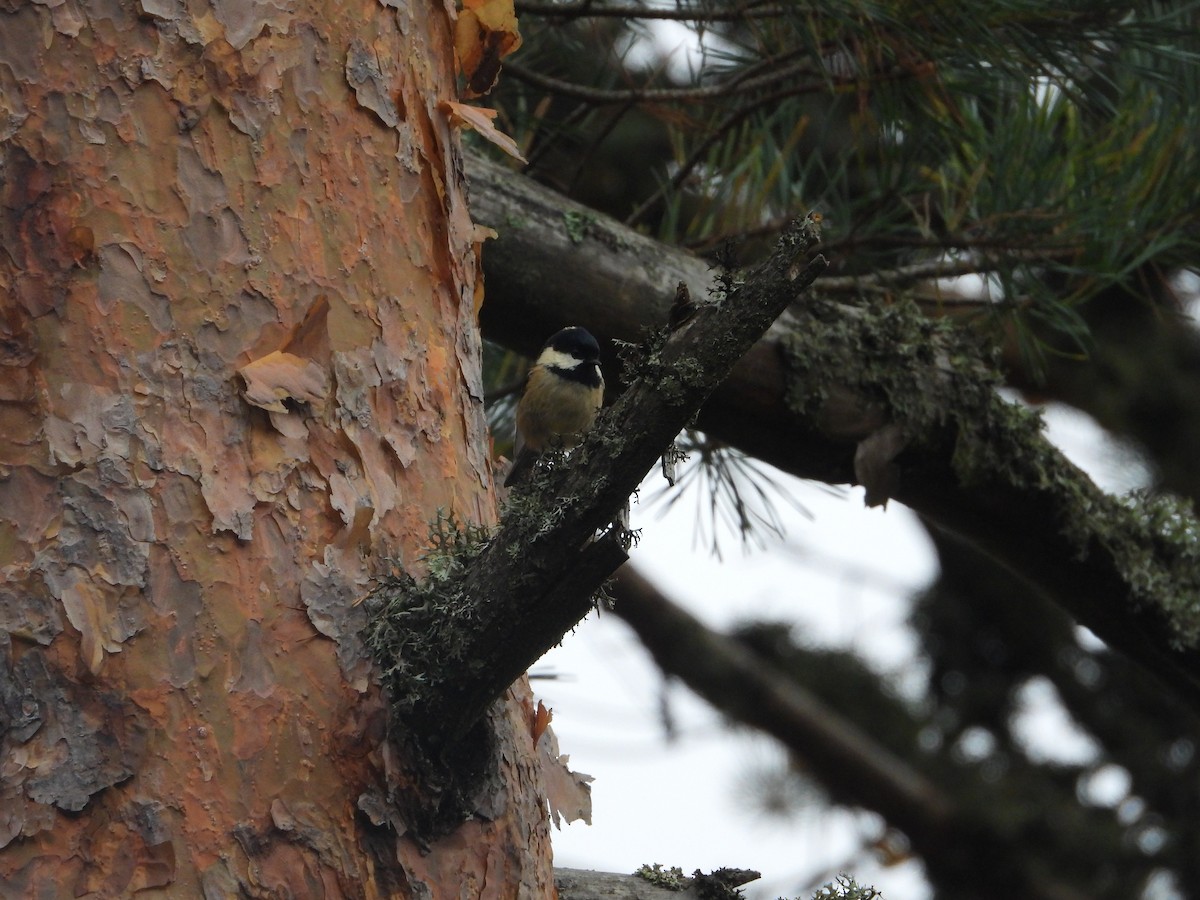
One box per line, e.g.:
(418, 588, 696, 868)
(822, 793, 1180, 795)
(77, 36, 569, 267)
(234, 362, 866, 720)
(504, 326, 604, 487)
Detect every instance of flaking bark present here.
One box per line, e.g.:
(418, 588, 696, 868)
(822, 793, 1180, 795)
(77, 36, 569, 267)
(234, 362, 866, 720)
(0, 4, 554, 896)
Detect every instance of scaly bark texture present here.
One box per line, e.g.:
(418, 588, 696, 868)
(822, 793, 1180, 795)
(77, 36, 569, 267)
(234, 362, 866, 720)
(0, 1, 553, 896)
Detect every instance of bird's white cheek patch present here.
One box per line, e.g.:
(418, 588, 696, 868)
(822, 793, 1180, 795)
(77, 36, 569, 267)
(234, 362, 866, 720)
(538, 348, 583, 370)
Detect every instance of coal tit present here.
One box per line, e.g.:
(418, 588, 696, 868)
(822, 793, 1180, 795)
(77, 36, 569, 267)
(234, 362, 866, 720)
(504, 326, 604, 487)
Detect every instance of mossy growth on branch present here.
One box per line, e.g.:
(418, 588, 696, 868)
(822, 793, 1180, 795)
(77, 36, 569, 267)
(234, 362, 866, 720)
(780, 295, 1200, 649)
(634, 863, 687, 889)
(633, 864, 765, 899)
(780, 294, 1007, 464)
(810, 875, 882, 900)
(360, 511, 504, 839)
(362, 510, 494, 717)
(1116, 489, 1200, 648)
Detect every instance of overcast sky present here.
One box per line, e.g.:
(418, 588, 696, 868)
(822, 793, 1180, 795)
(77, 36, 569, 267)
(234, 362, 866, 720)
(538, 401, 1145, 900)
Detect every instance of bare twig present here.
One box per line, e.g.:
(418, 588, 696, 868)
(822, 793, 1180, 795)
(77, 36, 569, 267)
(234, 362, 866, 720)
(816, 248, 1078, 293)
(505, 57, 817, 105)
(515, 1, 787, 22)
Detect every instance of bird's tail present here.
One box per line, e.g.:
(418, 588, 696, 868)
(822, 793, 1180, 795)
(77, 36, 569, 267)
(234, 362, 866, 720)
(503, 447, 538, 487)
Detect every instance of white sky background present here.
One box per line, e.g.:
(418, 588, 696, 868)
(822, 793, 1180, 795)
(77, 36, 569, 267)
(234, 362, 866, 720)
(541, 481, 937, 900)
(538, 401, 1149, 900)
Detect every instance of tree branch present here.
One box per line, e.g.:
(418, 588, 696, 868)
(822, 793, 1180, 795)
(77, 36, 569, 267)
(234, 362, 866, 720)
(555, 867, 760, 900)
(368, 177, 827, 828)
(611, 569, 957, 835)
(816, 249, 1076, 294)
(609, 566, 1091, 900)
(466, 150, 1200, 713)
(419, 219, 826, 751)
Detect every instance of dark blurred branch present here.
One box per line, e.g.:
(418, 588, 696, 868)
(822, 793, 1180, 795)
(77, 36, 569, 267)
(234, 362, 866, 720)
(609, 566, 1089, 900)
(612, 569, 956, 829)
(467, 150, 1200, 713)
(920, 523, 1200, 891)
(1013, 273, 1200, 509)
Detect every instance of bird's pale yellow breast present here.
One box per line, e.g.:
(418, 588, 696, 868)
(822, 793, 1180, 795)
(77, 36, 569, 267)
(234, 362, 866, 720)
(515, 365, 603, 452)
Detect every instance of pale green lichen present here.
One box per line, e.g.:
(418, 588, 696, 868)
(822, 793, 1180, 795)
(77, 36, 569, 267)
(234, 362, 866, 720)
(362, 510, 494, 713)
(779, 295, 1200, 649)
(1113, 490, 1200, 647)
(562, 210, 596, 244)
(810, 874, 882, 900)
(635, 863, 687, 890)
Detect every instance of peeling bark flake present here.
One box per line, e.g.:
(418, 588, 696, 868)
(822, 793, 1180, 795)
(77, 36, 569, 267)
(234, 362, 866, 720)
(4, 648, 144, 816)
(345, 39, 401, 128)
(210, 0, 295, 51)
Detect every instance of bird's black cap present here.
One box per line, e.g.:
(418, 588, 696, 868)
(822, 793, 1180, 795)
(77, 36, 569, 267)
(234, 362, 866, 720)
(546, 326, 600, 361)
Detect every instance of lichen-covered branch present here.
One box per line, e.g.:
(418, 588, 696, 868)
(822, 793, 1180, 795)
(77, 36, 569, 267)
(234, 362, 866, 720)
(555, 866, 761, 900)
(466, 150, 1200, 711)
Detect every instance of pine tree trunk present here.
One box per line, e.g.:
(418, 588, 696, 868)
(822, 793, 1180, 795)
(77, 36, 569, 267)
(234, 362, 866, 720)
(0, 2, 553, 895)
